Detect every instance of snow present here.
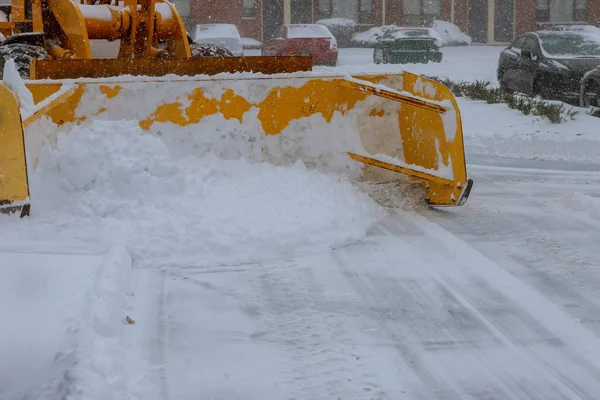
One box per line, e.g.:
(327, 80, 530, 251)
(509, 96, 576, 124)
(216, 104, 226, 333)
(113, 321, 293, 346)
(3, 45, 600, 399)
(240, 37, 262, 47)
(372, 152, 454, 180)
(9, 119, 384, 267)
(316, 18, 356, 27)
(353, 25, 443, 46)
(194, 23, 241, 40)
(0, 247, 130, 400)
(287, 24, 334, 39)
(459, 97, 600, 164)
(431, 19, 473, 46)
(2, 58, 35, 113)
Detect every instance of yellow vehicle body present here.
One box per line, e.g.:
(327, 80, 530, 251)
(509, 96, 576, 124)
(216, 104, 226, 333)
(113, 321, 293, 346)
(0, 0, 472, 217)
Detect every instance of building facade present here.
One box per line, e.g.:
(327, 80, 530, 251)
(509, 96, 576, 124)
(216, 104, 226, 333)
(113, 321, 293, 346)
(187, 0, 600, 44)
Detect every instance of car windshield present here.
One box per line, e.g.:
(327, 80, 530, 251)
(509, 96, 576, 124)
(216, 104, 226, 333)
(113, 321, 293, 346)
(538, 34, 600, 57)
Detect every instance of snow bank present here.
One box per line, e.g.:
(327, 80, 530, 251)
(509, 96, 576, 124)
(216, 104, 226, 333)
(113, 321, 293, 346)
(431, 20, 472, 46)
(459, 98, 600, 164)
(0, 247, 131, 400)
(2, 119, 384, 268)
(558, 192, 600, 217)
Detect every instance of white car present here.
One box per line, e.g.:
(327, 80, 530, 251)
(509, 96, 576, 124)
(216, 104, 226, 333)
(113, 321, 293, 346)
(194, 24, 243, 56)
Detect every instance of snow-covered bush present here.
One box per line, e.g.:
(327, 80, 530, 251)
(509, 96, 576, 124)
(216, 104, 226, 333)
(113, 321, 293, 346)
(430, 20, 472, 46)
(317, 18, 356, 48)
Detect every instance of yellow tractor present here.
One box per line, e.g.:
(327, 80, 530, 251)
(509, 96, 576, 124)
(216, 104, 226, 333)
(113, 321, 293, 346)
(0, 0, 473, 217)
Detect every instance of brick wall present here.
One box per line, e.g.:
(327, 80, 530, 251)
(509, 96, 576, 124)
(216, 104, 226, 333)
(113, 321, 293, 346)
(515, 0, 538, 37)
(589, 0, 600, 25)
(191, 0, 263, 40)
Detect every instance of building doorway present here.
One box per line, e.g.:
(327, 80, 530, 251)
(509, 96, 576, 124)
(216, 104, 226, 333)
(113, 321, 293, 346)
(263, 0, 284, 40)
(291, 0, 313, 23)
(468, 0, 488, 43)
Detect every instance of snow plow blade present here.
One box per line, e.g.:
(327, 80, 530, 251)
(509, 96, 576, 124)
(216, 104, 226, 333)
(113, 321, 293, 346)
(29, 56, 314, 80)
(0, 84, 30, 217)
(0, 71, 472, 216)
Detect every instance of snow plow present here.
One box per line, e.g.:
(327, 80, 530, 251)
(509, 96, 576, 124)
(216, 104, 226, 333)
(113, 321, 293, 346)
(0, 0, 473, 218)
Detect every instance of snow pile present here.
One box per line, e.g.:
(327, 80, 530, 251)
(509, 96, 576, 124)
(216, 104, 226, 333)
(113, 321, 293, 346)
(2, 120, 385, 267)
(0, 248, 130, 400)
(431, 20, 472, 46)
(558, 192, 600, 217)
(2, 58, 35, 112)
(459, 98, 600, 163)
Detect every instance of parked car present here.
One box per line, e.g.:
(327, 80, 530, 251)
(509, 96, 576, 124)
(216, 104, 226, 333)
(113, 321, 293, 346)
(497, 31, 600, 103)
(263, 24, 338, 66)
(372, 28, 443, 64)
(194, 24, 243, 56)
(580, 66, 600, 107)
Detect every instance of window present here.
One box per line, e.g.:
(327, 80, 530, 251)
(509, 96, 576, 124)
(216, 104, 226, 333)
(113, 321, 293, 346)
(318, 0, 333, 19)
(403, 0, 441, 26)
(511, 36, 527, 50)
(358, 0, 372, 24)
(242, 0, 256, 19)
(522, 37, 537, 54)
(537, 0, 587, 22)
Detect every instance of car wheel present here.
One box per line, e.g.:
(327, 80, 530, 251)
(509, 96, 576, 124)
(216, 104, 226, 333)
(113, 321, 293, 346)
(581, 79, 600, 108)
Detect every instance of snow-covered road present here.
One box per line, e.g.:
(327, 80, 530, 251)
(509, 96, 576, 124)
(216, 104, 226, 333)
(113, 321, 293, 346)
(116, 157, 600, 400)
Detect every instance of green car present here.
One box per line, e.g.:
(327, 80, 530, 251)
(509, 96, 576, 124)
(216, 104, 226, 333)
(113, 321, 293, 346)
(373, 28, 443, 64)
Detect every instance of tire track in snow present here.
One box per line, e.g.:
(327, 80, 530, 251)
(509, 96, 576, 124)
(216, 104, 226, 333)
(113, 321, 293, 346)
(428, 164, 600, 336)
(256, 262, 388, 400)
(122, 269, 170, 400)
(328, 213, 600, 400)
(332, 245, 518, 400)
(411, 215, 600, 399)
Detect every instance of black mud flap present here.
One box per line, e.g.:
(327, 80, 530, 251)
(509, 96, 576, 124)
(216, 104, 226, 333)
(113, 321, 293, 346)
(457, 178, 474, 206)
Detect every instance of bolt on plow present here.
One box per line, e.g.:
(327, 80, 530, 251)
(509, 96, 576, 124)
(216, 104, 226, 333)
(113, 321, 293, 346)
(0, 0, 473, 217)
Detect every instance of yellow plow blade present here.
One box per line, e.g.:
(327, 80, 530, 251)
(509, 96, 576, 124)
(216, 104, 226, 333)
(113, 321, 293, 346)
(30, 56, 314, 80)
(0, 84, 30, 217)
(1, 70, 473, 216)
